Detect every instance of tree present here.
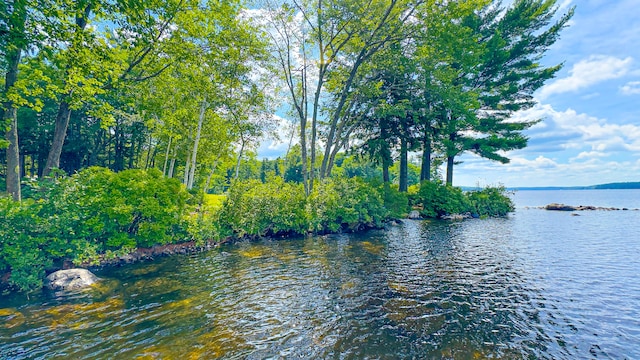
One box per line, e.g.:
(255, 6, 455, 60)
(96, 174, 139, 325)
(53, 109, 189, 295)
(439, 0, 574, 185)
(260, 0, 423, 194)
(41, 0, 192, 176)
(1, 0, 65, 200)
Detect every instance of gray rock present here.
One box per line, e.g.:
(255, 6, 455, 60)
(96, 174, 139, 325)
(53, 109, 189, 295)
(407, 210, 421, 219)
(545, 203, 577, 211)
(45, 269, 100, 291)
(440, 213, 469, 221)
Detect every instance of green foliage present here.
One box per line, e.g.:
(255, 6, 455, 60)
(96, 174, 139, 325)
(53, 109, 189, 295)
(37, 167, 191, 249)
(466, 185, 514, 217)
(1, 167, 192, 292)
(218, 178, 308, 238)
(414, 181, 514, 218)
(380, 184, 409, 220)
(218, 177, 390, 238)
(416, 181, 471, 218)
(0, 198, 51, 292)
(308, 178, 387, 233)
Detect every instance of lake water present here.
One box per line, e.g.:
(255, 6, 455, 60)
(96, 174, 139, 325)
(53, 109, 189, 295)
(1, 190, 639, 359)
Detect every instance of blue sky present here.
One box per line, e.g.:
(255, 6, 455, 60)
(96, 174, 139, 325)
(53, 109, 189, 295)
(257, 0, 640, 187)
(455, 0, 640, 187)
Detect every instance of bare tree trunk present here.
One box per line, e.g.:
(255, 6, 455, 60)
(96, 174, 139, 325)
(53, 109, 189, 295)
(188, 98, 207, 189)
(382, 160, 390, 183)
(399, 137, 408, 192)
(168, 158, 176, 178)
(420, 128, 431, 182)
(3, 27, 23, 201)
(183, 150, 191, 185)
(310, 64, 325, 190)
(325, 125, 355, 178)
(446, 155, 454, 186)
(162, 135, 172, 176)
(300, 54, 309, 195)
(43, 99, 72, 176)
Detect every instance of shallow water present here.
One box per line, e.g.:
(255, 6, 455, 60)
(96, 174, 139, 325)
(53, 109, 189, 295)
(1, 190, 639, 359)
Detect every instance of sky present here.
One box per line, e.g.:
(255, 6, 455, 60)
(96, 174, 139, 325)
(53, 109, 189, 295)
(257, 0, 640, 187)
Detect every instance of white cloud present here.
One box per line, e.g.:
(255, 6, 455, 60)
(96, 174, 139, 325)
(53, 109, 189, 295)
(257, 114, 298, 159)
(620, 81, 640, 95)
(451, 102, 640, 187)
(537, 55, 633, 100)
(574, 151, 609, 160)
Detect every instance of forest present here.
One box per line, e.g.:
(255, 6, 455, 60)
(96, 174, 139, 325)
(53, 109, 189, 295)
(1, 0, 573, 292)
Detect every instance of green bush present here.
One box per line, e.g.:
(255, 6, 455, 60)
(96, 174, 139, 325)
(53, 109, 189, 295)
(466, 185, 514, 217)
(37, 167, 191, 250)
(0, 198, 52, 292)
(1, 167, 193, 292)
(380, 184, 409, 220)
(308, 177, 386, 233)
(416, 180, 471, 218)
(218, 178, 308, 238)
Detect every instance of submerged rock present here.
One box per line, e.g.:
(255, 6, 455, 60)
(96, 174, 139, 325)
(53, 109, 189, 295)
(45, 269, 100, 291)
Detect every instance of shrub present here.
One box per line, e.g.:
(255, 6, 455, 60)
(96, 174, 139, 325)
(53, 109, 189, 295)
(416, 180, 471, 218)
(466, 185, 514, 217)
(2, 167, 194, 292)
(380, 184, 409, 219)
(37, 167, 191, 250)
(217, 178, 308, 238)
(308, 177, 386, 233)
(0, 198, 52, 291)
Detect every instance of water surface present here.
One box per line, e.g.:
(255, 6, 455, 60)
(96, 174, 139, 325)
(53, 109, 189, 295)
(1, 190, 639, 359)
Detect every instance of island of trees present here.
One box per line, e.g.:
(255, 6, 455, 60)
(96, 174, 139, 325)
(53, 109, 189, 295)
(1, 0, 573, 292)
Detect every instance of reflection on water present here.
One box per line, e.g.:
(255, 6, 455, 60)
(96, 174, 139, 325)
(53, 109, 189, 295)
(2, 209, 640, 359)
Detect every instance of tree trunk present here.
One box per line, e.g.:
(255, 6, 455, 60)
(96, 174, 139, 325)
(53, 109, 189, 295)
(382, 161, 390, 183)
(148, 144, 159, 170)
(187, 99, 207, 189)
(234, 137, 245, 181)
(168, 158, 176, 178)
(420, 128, 431, 182)
(144, 134, 153, 169)
(4, 109, 21, 201)
(3, 28, 23, 201)
(183, 150, 191, 185)
(310, 64, 326, 190)
(399, 137, 408, 192)
(446, 155, 454, 186)
(162, 136, 172, 176)
(43, 4, 92, 177)
(113, 121, 125, 171)
(300, 57, 310, 195)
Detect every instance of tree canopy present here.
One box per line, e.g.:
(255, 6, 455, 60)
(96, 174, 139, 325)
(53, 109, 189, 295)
(2, 0, 574, 198)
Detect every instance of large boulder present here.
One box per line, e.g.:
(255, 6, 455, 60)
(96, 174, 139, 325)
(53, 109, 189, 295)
(45, 269, 100, 291)
(545, 203, 577, 211)
(407, 210, 421, 219)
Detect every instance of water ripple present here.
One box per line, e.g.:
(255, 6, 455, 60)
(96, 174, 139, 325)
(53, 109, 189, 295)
(2, 209, 640, 359)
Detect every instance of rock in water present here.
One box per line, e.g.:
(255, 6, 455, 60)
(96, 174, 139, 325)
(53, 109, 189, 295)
(545, 203, 577, 211)
(45, 269, 100, 291)
(407, 210, 421, 219)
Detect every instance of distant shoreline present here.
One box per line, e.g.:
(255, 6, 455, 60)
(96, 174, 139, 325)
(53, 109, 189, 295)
(459, 182, 640, 191)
